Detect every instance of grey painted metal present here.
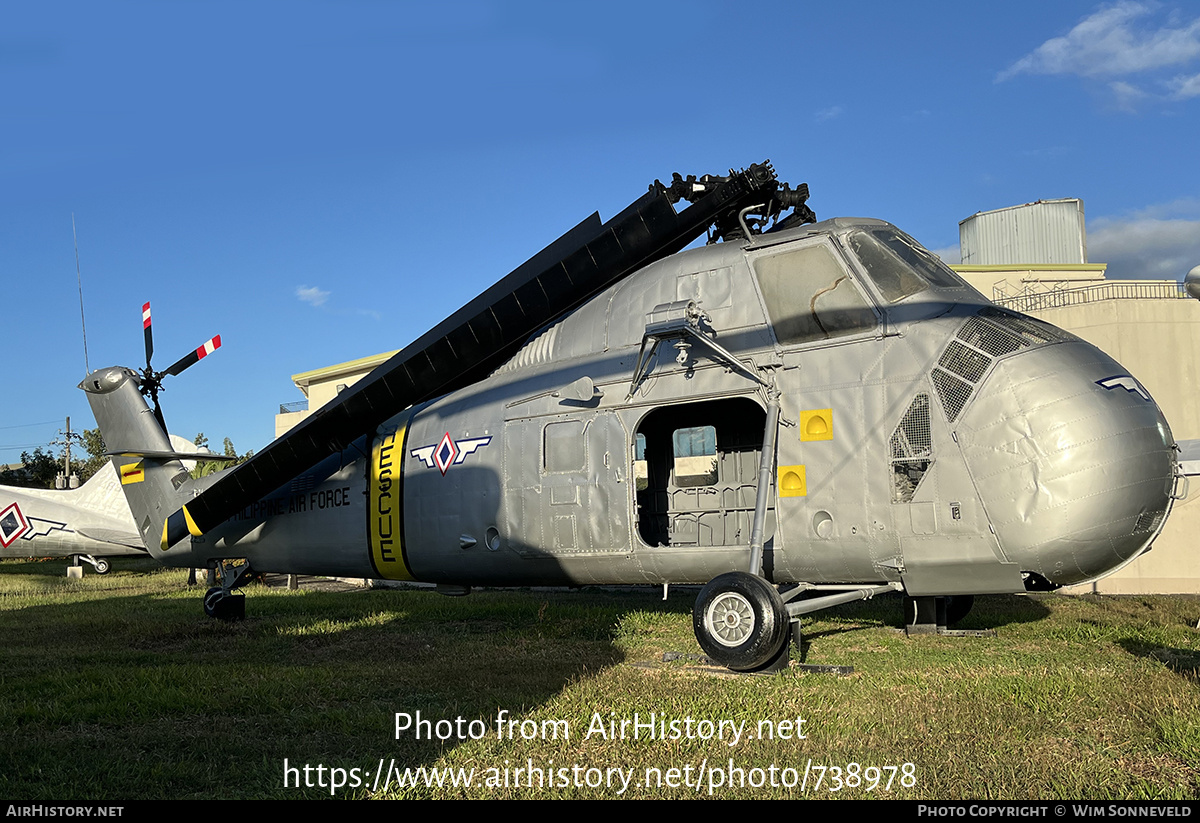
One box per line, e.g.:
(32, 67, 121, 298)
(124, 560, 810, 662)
(747, 392, 780, 578)
(0, 431, 206, 563)
(960, 199, 1087, 265)
(784, 584, 901, 617)
(81, 207, 1180, 610)
(0, 464, 145, 562)
(1186, 265, 1200, 300)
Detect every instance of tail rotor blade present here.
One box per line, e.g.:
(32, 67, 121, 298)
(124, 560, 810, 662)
(143, 302, 154, 369)
(165, 335, 222, 377)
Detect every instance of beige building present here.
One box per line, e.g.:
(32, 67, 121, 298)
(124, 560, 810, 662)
(274, 350, 398, 439)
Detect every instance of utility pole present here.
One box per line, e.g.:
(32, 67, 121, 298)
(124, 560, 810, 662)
(51, 416, 84, 489)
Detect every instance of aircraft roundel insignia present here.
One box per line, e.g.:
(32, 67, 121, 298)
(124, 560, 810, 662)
(434, 433, 458, 474)
(411, 433, 492, 476)
(1096, 375, 1152, 402)
(0, 502, 30, 548)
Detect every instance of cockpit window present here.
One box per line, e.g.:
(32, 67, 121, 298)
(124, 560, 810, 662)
(753, 243, 877, 346)
(848, 229, 965, 303)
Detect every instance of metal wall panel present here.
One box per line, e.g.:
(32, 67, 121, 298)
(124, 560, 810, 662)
(959, 199, 1086, 265)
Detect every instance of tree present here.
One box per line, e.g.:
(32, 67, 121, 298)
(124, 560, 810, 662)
(75, 428, 108, 483)
(0, 428, 107, 489)
(0, 448, 61, 489)
(190, 433, 253, 479)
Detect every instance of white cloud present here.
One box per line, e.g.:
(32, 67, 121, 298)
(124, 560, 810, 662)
(1089, 200, 1200, 279)
(1169, 70, 1200, 98)
(930, 244, 962, 265)
(296, 285, 330, 307)
(815, 105, 844, 122)
(1110, 79, 1149, 110)
(998, 2, 1200, 82)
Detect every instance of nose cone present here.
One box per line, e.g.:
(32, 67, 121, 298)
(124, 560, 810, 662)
(955, 340, 1176, 587)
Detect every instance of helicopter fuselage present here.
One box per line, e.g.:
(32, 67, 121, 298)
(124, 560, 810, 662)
(130, 217, 1177, 598)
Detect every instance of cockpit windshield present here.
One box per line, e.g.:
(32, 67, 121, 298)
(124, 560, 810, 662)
(752, 242, 878, 346)
(847, 229, 965, 303)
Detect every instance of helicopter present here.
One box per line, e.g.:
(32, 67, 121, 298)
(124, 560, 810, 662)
(0, 463, 142, 573)
(79, 162, 1182, 671)
(0, 431, 218, 574)
(0, 301, 231, 574)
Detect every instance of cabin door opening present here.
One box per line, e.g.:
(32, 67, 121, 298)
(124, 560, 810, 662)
(634, 397, 771, 548)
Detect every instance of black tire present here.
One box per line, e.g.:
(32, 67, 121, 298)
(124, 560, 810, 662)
(203, 587, 246, 620)
(693, 572, 789, 671)
(203, 586, 225, 618)
(93, 558, 111, 575)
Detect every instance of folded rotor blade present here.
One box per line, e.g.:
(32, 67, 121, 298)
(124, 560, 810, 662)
(164, 162, 783, 546)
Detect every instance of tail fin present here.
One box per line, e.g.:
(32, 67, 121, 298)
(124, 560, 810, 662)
(79, 366, 195, 555)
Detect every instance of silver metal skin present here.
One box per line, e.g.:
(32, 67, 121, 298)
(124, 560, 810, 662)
(81, 217, 1179, 600)
(0, 464, 145, 564)
(956, 339, 1176, 587)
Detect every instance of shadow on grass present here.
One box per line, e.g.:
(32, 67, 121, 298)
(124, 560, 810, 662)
(1117, 639, 1200, 680)
(800, 592, 1052, 632)
(0, 561, 682, 799)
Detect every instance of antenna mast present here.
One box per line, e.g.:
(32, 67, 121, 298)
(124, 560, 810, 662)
(72, 214, 90, 374)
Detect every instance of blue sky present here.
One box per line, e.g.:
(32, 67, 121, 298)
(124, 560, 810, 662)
(3, 1, 1200, 462)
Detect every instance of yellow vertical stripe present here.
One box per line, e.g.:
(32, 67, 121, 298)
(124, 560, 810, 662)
(369, 418, 415, 580)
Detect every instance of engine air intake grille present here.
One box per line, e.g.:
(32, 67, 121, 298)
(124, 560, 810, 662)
(932, 307, 1073, 422)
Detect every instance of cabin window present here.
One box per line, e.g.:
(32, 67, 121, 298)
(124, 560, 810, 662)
(544, 420, 586, 473)
(753, 244, 876, 346)
(672, 426, 718, 488)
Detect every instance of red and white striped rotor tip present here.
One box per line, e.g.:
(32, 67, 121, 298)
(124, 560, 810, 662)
(142, 302, 152, 329)
(197, 335, 221, 358)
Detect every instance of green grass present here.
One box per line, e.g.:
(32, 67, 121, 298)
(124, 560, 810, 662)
(1, 558, 1198, 799)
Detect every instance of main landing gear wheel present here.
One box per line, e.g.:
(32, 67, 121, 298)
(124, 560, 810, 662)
(93, 558, 111, 575)
(693, 572, 790, 671)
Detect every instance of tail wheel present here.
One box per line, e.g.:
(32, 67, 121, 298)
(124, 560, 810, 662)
(93, 558, 111, 574)
(203, 587, 225, 617)
(693, 572, 789, 671)
(203, 587, 245, 621)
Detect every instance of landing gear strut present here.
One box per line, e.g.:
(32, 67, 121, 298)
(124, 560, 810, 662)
(69, 555, 111, 575)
